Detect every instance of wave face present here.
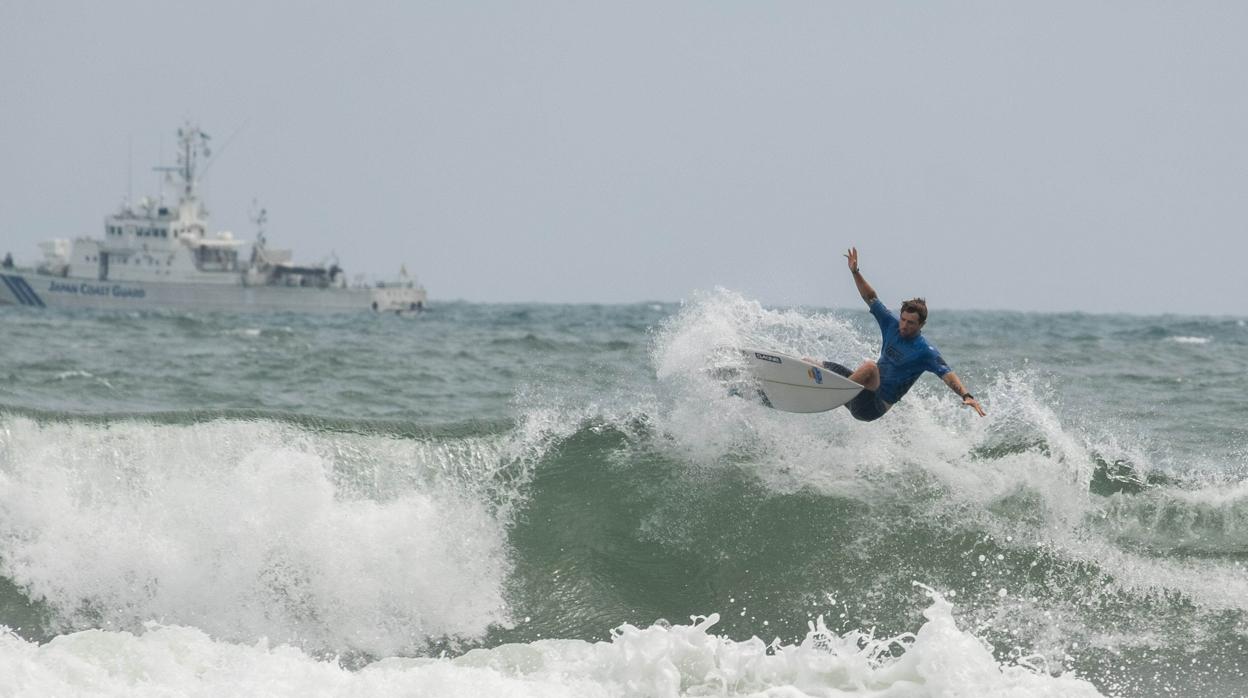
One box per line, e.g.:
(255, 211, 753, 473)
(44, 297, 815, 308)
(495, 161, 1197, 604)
(2, 295, 1247, 696)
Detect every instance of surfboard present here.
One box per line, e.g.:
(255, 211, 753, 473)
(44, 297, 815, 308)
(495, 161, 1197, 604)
(732, 348, 863, 413)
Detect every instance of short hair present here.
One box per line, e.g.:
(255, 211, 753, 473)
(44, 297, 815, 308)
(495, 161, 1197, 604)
(900, 297, 928, 324)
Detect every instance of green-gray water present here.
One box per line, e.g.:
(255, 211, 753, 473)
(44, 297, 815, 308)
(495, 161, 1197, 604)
(2, 290, 1245, 696)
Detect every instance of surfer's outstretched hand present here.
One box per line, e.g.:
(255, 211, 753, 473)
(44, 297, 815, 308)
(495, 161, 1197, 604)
(963, 395, 986, 417)
(845, 247, 859, 272)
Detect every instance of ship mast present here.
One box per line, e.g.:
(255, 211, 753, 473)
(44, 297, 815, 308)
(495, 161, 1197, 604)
(153, 124, 211, 205)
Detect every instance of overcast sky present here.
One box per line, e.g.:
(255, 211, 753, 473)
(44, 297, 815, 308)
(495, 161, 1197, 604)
(2, 2, 1246, 313)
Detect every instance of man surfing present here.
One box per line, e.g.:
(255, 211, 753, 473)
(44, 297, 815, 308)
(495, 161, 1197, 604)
(812, 247, 986, 421)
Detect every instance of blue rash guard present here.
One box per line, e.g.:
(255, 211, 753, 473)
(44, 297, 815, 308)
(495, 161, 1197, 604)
(869, 298, 951, 404)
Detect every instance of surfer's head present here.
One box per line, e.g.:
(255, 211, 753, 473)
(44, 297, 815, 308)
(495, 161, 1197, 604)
(899, 298, 927, 338)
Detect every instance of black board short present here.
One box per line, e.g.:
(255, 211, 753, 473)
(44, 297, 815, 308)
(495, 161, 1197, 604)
(846, 389, 890, 422)
(821, 361, 891, 422)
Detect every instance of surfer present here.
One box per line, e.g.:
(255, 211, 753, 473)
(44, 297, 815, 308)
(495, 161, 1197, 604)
(813, 248, 986, 421)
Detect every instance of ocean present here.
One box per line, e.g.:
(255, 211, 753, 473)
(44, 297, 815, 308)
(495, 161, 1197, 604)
(1, 289, 1245, 696)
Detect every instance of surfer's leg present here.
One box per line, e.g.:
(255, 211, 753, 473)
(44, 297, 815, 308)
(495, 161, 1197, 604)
(848, 360, 881, 391)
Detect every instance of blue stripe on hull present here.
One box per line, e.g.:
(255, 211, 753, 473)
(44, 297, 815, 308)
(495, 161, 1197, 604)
(1, 275, 48, 307)
(1, 274, 32, 306)
(13, 276, 45, 307)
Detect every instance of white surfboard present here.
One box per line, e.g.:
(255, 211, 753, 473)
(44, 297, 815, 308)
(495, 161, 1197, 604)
(736, 348, 863, 413)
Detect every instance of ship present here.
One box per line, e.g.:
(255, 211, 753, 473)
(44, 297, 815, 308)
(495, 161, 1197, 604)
(0, 124, 427, 314)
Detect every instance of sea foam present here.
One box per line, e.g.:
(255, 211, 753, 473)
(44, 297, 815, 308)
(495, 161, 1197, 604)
(0, 416, 518, 656)
(0, 588, 1102, 697)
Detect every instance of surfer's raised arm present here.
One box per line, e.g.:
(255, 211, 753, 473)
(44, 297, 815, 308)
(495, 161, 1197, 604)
(845, 247, 878, 305)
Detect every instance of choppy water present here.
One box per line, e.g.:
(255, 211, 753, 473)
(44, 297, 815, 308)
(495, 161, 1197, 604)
(1, 290, 1246, 696)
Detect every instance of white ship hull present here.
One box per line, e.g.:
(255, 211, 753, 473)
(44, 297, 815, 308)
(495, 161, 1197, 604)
(1, 272, 422, 314)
